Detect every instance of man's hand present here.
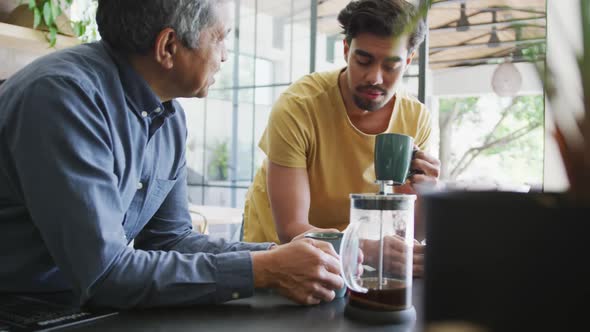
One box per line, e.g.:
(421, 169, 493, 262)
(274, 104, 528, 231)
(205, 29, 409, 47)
(409, 148, 440, 188)
(362, 236, 424, 278)
(251, 239, 343, 305)
(396, 148, 440, 241)
(413, 241, 425, 277)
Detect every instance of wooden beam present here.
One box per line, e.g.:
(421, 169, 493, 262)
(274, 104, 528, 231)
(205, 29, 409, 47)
(430, 55, 545, 66)
(430, 38, 545, 52)
(430, 17, 545, 33)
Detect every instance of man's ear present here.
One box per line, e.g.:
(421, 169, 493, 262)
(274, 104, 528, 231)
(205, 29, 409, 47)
(153, 28, 178, 70)
(406, 50, 416, 66)
(343, 38, 350, 63)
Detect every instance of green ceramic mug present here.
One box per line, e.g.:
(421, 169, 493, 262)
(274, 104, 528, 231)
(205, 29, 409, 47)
(374, 133, 415, 185)
(304, 232, 347, 298)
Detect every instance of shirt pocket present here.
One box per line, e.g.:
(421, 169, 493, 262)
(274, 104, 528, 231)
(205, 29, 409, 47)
(124, 177, 178, 241)
(152, 177, 176, 200)
(133, 177, 177, 230)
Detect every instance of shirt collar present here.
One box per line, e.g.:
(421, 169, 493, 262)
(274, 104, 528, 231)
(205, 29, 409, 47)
(100, 41, 167, 118)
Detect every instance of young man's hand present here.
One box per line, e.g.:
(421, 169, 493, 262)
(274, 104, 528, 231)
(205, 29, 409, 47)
(361, 236, 425, 278)
(409, 148, 441, 188)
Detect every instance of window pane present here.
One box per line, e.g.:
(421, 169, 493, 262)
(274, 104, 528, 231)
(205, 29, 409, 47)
(429, 0, 547, 190)
(291, 14, 312, 80)
(187, 185, 204, 205)
(236, 188, 250, 211)
(178, 97, 207, 186)
(204, 187, 231, 207)
(402, 76, 419, 98)
(238, 1, 256, 56)
(204, 98, 233, 183)
(254, 57, 275, 88)
(254, 86, 286, 169)
(197, 0, 382, 207)
(436, 94, 544, 189)
(236, 101, 254, 182)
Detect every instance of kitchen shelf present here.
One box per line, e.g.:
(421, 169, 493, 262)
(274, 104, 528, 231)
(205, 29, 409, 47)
(0, 21, 79, 55)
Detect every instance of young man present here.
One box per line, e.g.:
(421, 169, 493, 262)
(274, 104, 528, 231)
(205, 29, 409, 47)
(242, 0, 441, 276)
(0, 0, 342, 308)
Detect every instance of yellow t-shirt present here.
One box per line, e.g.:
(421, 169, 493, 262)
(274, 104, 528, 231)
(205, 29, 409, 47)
(242, 68, 432, 243)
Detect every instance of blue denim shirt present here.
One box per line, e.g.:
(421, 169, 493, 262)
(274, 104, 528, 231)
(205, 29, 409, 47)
(0, 41, 271, 309)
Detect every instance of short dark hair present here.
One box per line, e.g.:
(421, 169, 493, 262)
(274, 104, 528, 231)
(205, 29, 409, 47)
(337, 0, 427, 53)
(96, 0, 221, 54)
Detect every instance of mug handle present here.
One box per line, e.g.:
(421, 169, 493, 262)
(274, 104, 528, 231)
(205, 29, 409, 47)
(340, 221, 368, 293)
(405, 147, 425, 181)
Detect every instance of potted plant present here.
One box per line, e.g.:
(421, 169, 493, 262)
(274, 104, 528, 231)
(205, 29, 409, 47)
(208, 140, 230, 181)
(0, 0, 21, 22)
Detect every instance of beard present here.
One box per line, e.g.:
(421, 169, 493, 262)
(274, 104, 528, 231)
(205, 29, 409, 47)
(352, 93, 389, 112)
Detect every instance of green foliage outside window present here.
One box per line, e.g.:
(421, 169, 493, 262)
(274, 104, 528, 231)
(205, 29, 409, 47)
(439, 95, 544, 185)
(208, 141, 230, 181)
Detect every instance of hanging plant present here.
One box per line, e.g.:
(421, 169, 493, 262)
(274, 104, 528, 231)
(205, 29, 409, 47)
(27, 0, 71, 46)
(23, 0, 97, 47)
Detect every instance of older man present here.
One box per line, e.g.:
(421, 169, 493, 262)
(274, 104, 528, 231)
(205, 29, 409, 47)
(0, 0, 342, 308)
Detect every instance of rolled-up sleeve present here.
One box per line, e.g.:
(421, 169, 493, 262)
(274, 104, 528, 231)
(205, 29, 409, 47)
(9, 76, 269, 309)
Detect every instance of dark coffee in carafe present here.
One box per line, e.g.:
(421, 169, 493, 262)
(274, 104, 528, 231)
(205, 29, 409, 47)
(349, 277, 410, 311)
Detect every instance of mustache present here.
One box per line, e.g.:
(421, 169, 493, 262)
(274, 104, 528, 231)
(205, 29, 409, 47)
(356, 86, 387, 94)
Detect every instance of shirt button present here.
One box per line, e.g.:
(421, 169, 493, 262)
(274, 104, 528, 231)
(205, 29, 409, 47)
(154, 107, 162, 113)
(141, 111, 148, 118)
(137, 182, 144, 190)
(232, 292, 240, 299)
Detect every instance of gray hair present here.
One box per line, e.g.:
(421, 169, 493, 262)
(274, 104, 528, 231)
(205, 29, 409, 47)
(96, 0, 223, 54)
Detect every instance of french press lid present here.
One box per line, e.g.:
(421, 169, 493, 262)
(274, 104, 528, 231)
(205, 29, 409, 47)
(350, 193, 416, 211)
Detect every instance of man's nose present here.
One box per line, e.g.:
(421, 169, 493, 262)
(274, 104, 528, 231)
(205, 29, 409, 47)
(365, 65, 384, 85)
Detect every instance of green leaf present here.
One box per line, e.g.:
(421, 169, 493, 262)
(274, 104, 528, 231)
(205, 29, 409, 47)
(72, 21, 81, 36)
(52, 1, 61, 21)
(43, 1, 54, 27)
(33, 7, 41, 28)
(72, 21, 85, 37)
(28, 0, 36, 10)
(48, 26, 58, 47)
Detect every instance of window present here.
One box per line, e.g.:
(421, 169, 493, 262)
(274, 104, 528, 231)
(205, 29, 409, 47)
(181, 0, 548, 207)
(436, 94, 544, 190)
(428, 0, 547, 190)
(180, 0, 322, 208)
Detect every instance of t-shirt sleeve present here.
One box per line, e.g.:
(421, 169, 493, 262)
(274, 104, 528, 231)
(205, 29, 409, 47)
(259, 95, 311, 168)
(414, 104, 433, 153)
